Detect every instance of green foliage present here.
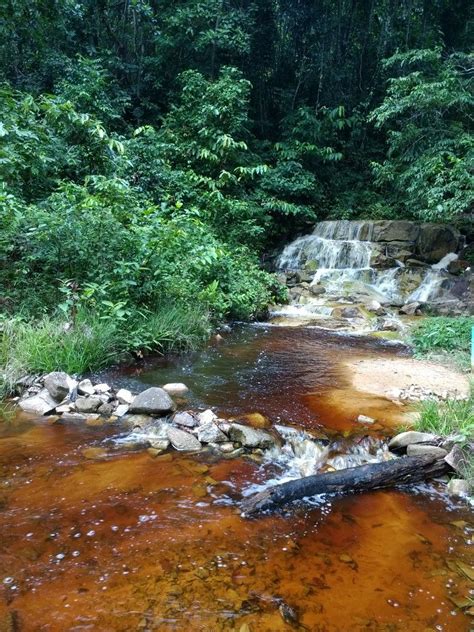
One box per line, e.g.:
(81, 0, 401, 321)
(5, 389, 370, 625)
(370, 49, 473, 222)
(411, 317, 473, 354)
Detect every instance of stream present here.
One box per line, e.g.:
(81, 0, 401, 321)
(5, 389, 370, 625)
(0, 325, 472, 631)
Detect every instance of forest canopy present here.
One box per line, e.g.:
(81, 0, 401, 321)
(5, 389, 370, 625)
(0, 1, 472, 367)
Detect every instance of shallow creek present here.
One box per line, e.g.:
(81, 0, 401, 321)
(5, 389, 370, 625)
(0, 326, 472, 631)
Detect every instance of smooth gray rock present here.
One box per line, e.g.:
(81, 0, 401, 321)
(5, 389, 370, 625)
(172, 411, 198, 428)
(406, 444, 447, 458)
(128, 387, 176, 416)
(19, 388, 58, 415)
(77, 379, 95, 396)
(94, 383, 111, 394)
(167, 427, 201, 451)
(60, 412, 88, 423)
(44, 371, 74, 401)
(75, 396, 102, 413)
(228, 423, 276, 449)
(196, 422, 228, 444)
(388, 431, 438, 451)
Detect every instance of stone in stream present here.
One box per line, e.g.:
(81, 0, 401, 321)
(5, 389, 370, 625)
(399, 302, 422, 315)
(197, 409, 218, 425)
(228, 423, 276, 449)
(162, 383, 189, 395)
(149, 438, 170, 451)
(196, 422, 227, 444)
(172, 411, 198, 428)
(19, 388, 58, 415)
(406, 444, 448, 458)
(116, 388, 134, 405)
(167, 427, 201, 451)
(61, 412, 88, 422)
(44, 371, 76, 401)
(77, 379, 95, 396)
(447, 478, 470, 497)
(97, 402, 115, 417)
(388, 431, 438, 451)
(74, 396, 103, 413)
(94, 383, 111, 394)
(128, 387, 176, 416)
(122, 414, 156, 430)
(356, 414, 375, 425)
(114, 404, 129, 417)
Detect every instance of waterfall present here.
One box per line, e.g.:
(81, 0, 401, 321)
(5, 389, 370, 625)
(407, 253, 458, 303)
(277, 220, 402, 302)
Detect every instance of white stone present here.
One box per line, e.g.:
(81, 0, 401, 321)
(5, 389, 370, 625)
(116, 388, 134, 405)
(94, 383, 111, 394)
(77, 379, 95, 396)
(388, 431, 438, 451)
(447, 478, 470, 497)
(115, 404, 129, 417)
(162, 382, 189, 395)
(55, 404, 72, 414)
(356, 414, 375, 425)
(197, 409, 217, 425)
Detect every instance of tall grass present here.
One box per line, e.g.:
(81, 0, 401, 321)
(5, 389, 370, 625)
(416, 392, 474, 439)
(0, 304, 211, 397)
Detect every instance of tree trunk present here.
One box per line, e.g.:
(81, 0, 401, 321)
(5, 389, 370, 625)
(241, 455, 451, 516)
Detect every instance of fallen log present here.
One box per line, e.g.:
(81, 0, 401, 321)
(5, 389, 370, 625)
(241, 454, 451, 516)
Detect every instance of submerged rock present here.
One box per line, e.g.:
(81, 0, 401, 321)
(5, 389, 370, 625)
(167, 427, 201, 451)
(19, 388, 58, 415)
(44, 371, 75, 401)
(128, 387, 176, 415)
(122, 414, 156, 430)
(228, 423, 276, 448)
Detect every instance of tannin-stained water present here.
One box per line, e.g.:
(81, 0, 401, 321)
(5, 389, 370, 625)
(0, 326, 472, 631)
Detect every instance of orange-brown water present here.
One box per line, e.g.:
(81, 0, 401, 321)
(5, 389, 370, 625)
(0, 326, 472, 631)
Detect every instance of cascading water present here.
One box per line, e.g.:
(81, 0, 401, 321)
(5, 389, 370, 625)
(277, 220, 404, 304)
(276, 221, 464, 311)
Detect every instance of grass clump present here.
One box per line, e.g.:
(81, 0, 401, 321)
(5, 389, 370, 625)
(415, 388, 473, 490)
(0, 304, 211, 397)
(416, 393, 474, 439)
(411, 317, 473, 370)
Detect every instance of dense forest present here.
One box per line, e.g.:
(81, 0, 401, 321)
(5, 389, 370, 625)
(0, 1, 473, 379)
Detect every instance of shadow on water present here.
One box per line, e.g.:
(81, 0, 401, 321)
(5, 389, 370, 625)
(0, 325, 472, 630)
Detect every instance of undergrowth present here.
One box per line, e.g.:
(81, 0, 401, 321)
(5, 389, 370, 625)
(411, 317, 473, 370)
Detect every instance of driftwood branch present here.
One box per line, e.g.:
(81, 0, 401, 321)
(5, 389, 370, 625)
(241, 454, 451, 516)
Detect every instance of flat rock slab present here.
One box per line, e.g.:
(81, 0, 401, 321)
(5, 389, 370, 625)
(129, 387, 176, 415)
(406, 444, 447, 458)
(167, 427, 201, 451)
(19, 388, 58, 415)
(389, 431, 438, 451)
(228, 423, 276, 448)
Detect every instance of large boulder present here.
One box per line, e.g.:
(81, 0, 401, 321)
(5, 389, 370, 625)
(128, 387, 176, 416)
(44, 371, 75, 401)
(19, 388, 58, 415)
(416, 224, 461, 264)
(372, 221, 420, 243)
